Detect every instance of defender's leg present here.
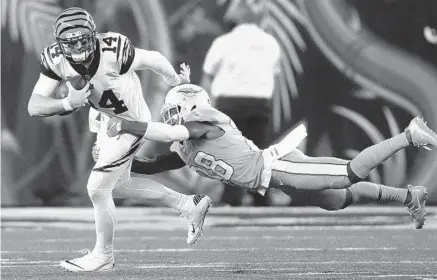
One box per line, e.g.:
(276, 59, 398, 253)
(271, 149, 351, 191)
(279, 182, 428, 228)
(271, 117, 437, 191)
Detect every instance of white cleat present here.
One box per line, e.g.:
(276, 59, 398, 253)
(181, 194, 212, 245)
(405, 185, 428, 229)
(60, 250, 114, 272)
(405, 117, 437, 150)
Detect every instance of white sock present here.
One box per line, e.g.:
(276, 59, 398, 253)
(119, 177, 191, 213)
(179, 195, 193, 213)
(89, 190, 116, 256)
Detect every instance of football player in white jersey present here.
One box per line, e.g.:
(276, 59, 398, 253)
(27, 7, 211, 272)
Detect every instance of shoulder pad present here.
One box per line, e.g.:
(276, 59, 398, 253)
(40, 44, 63, 80)
(44, 43, 64, 66)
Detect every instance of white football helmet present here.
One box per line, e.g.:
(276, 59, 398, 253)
(161, 84, 211, 125)
(54, 7, 97, 64)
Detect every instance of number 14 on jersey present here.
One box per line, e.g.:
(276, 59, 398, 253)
(90, 89, 128, 114)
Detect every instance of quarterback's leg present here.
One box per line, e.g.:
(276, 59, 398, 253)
(93, 138, 198, 217)
(60, 133, 140, 272)
(271, 117, 437, 191)
(115, 169, 194, 213)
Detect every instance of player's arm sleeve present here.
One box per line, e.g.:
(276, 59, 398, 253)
(28, 72, 63, 117)
(131, 153, 186, 175)
(129, 48, 181, 86)
(120, 119, 211, 142)
(120, 120, 190, 142)
(202, 38, 222, 76)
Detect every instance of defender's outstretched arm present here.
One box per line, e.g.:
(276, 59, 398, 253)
(107, 118, 211, 142)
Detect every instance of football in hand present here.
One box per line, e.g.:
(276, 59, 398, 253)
(54, 76, 88, 99)
(54, 76, 88, 116)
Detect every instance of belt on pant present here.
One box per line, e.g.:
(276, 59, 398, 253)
(256, 124, 308, 196)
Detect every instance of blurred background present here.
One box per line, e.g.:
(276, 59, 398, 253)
(2, 0, 437, 207)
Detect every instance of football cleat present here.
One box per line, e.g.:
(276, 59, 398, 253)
(405, 185, 428, 229)
(181, 194, 212, 245)
(60, 250, 114, 272)
(405, 117, 437, 150)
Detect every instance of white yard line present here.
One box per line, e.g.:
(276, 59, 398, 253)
(2, 247, 435, 254)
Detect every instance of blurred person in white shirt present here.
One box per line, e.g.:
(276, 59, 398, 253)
(201, 0, 281, 206)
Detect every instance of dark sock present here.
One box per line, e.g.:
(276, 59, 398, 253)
(348, 182, 408, 205)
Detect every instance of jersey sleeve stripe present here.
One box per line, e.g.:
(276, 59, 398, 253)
(120, 39, 135, 75)
(40, 50, 62, 81)
(40, 66, 62, 81)
(116, 36, 121, 61)
(121, 39, 128, 59)
(46, 46, 54, 64)
(40, 50, 49, 69)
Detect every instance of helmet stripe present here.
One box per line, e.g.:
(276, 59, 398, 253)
(58, 25, 93, 36)
(56, 11, 88, 21)
(55, 17, 95, 35)
(63, 7, 83, 12)
(56, 20, 94, 33)
(59, 16, 91, 25)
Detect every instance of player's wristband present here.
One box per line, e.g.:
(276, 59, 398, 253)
(62, 98, 74, 111)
